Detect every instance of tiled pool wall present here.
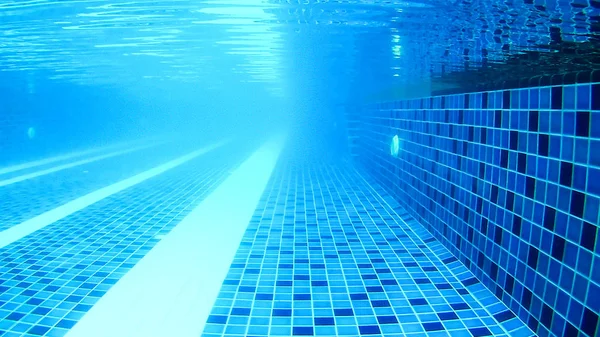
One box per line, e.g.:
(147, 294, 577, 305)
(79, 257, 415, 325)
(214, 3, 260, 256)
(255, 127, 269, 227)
(351, 81, 600, 337)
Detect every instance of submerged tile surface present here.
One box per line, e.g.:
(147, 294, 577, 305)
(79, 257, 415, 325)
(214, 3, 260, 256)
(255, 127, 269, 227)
(201, 163, 534, 337)
(0, 142, 253, 337)
(0, 142, 197, 232)
(353, 82, 600, 337)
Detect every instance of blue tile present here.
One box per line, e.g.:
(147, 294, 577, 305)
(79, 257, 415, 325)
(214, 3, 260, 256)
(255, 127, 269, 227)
(314, 317, 335, 326)
(358, 325, 381, 335)
(231, 308, 251, 316)
(591, 112, 600, 138)
(377, 315, 399, 324)
(577, 85, 591, 110)
(5, 313, 25, 321)
(563, 86, 576, 109)
(423, 322, 445, 331)
(27, 326, 50, 336)
(334, 309, 354, 316)
(351, 84, 598, 337)
(409, 298, 428, 306)
(293, 326, 314, 336)
(207, 315, 228, 324)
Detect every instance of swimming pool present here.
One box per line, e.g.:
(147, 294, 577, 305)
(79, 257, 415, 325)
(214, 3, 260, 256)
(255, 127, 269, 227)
(0, 1, 598, 337)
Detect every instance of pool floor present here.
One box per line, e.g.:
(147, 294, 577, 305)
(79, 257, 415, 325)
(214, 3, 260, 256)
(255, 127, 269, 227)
(0, 139, 535, 337)
(200, 162, 534, 337)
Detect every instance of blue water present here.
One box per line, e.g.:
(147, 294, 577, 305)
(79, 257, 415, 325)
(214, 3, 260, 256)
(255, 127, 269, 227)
(0, 1, 599, 337)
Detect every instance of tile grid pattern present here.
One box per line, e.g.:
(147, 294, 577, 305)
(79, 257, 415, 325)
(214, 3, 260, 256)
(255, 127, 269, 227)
(201, 163, 533, 337)
(353, 82, 600, 337)
(0, 142, 196, 231)
(0, 143, 252, 337)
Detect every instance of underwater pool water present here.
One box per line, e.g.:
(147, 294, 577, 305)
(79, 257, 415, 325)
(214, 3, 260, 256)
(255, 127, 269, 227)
(0, 1, 599, 337)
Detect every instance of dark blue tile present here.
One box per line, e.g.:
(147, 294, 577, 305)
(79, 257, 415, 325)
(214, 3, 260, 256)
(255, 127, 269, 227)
(371, 300, 391, 307)
(450, 302, 470, 311)
(273, 309, 292, 317)
(366, 286, 384, 292)
(314, 317, 335, 326)
(334, 308, 354, 316)
(377, 315, 399, 324)
(294, 293, 311, 300)
(358, 325, 381, 335)
(423, 322, 445, 331)
(6, 312, 24, 321)
(350, 293, 369, 300)
(292, 327, 314, 336)
(438, 312, 459, 320)
(581, 308, 599, 337)
(470, 327, 493, 336)
(409, 298, 428, 306)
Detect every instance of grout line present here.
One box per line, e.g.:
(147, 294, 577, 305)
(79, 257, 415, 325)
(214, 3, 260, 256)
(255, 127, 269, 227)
(0, 139, 230, 249)
(63, 134, 286, 337)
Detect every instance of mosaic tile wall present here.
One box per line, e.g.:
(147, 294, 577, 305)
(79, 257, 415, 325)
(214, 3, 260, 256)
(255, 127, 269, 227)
(202, 163, 534, 337)
(352, 82, 600, 337)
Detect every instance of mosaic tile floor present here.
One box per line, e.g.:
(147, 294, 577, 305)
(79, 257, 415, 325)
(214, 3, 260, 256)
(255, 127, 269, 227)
(1, 144, 535, 337)
(201, 162, 535, 337)
(0, 140, 256, 337)
(0, 141, 201, 231)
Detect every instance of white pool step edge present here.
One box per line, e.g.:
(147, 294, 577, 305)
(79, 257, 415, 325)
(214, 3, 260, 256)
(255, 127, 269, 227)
(0, 139, 230, 249)
(64, 134, 286, 337)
